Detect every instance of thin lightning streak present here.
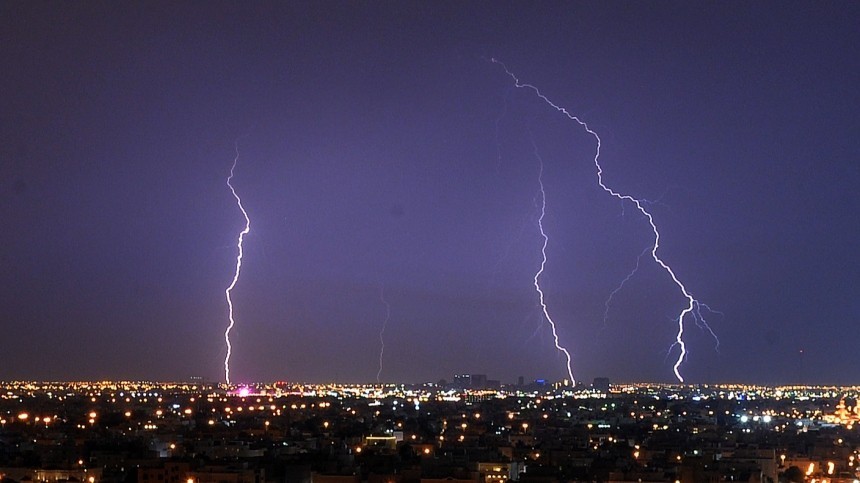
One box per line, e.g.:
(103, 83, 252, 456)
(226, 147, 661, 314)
(692, 301, 721, 352)
(377, 285, 391, 383)
(224, 141, 251, 385)
(494, 59, 713, 382)
(603, 246, 651, 327)
(530, 132, 576, 385)
(523, 313, 545, 344)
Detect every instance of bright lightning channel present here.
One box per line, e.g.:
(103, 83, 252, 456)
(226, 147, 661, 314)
(530, 132, 576, 385)
(377, 285, 391, 383)
(494, 59, 717, 382)
(224, 141, 251, 385)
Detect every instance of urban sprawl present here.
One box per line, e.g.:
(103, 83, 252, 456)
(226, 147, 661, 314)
(1, 379, 859, 483)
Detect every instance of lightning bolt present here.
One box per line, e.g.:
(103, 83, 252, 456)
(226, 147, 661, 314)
(692, 301, 721, 352)
(224, 140, 251, 385)
(530, 130, 576, 385)
(494, 59, 716, 382)
(603, 246, 651, 327)
(377, 284, 391, 383)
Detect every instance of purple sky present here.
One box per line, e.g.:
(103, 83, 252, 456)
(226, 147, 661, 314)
(1, 2, 858, 385)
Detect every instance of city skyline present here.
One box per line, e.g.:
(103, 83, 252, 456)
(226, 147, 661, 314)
(1, 379, 857, 483)
(1, 2, 858, 384)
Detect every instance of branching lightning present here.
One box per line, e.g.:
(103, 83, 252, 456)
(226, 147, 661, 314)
(692, 302, 721, 352)
(377, 285, 391, 383)
(603, 246, 651, 327)
(494, 59, 717, 382)
(530, 132, 576, 385)
(224, 141, 251, 385)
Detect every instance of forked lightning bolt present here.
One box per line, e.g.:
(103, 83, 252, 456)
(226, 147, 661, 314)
(377, 284, 391, 383)
(224, 141, 251, 385)
(530, 131, 576, 384)
(494, 59, 716, 382)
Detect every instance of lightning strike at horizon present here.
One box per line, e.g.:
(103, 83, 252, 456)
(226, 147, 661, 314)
(224, 142, 251, 385)
(493, 59, 715, 382)
(530, 133, 576, 385)
(377, 285, 391, 383)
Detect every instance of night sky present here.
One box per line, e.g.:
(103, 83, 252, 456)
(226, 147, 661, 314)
(2, 2, 858, 385)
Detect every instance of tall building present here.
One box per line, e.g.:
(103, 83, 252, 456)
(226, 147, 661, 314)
(592, 377, 610, 392)
(470, 374, 487, 389)
(453, 374, 471, 389)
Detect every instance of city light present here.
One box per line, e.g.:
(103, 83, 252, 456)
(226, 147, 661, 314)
(0, 380, 857, 483)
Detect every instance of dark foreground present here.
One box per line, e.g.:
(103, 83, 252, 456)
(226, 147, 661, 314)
(0, 381, 858, 483)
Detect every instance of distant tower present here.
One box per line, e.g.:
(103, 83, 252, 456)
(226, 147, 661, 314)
(453, 374, 471, 389)
(592, 377, 610, 392)
(798, 349, 805, 384)
(470, 374, 488, 389)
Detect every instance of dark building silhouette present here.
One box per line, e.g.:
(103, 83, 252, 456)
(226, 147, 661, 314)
(592, 377, 610, 392)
